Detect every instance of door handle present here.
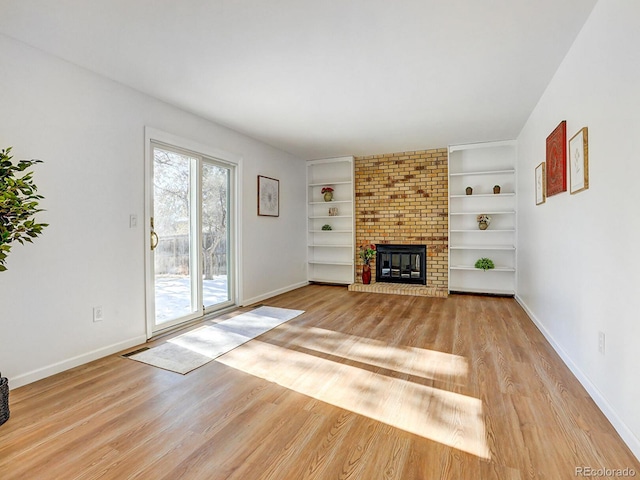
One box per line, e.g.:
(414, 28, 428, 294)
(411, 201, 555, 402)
(150, 217, 159, 251)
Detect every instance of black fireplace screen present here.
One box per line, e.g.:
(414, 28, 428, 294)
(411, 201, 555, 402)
(376, 244, 427, 285)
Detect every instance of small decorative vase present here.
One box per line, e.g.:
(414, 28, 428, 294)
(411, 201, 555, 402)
(466, 187, 473, 195)
(493, 185, 501, 194)
(362, 264, 371, 284)
(478, 221, 489, 230)
(323, 192, 333, 202)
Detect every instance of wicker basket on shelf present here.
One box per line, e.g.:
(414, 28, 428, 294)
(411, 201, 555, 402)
(0, 373, 9, 426)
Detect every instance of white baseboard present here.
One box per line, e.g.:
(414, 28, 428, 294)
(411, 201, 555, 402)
(241, 281, 309, 307)
(515, 295, 640, 460)
(9, 335, 147, 390)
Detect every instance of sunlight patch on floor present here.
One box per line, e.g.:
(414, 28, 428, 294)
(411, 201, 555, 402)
(275, 324, 469, 386)
(217, 336, 490, 459)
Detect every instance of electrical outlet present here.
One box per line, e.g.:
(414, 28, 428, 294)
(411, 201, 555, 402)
(129, 214, 138, 228)
(93, 306, 104, 322)
(598, 331, 605, 355)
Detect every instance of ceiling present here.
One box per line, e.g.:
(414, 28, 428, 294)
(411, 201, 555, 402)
(0, 0, 598, 159)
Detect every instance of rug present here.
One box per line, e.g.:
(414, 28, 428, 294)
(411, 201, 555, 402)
(128, 306, 304, 374)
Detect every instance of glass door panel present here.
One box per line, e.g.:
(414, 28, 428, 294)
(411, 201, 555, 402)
(152, 146, 199, 327)
(202, 162, 232, 310)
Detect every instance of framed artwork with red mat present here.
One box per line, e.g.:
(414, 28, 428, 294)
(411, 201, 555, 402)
(546, 121, 567, 197)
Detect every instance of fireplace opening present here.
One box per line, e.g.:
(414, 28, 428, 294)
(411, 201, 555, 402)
(376, 244, 427, 285)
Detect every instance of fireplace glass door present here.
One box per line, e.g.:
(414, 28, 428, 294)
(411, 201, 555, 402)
(376, 244, 427, 285)
(379, 253, 422, 280)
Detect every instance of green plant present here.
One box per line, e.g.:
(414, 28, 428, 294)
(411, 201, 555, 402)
(321, 224, 332, 231)
(0, 147, 48, 271)
(359, 242, 376, 265)
(474, 257, 495, 271)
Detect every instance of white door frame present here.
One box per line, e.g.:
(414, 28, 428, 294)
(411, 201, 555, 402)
(144, 127, 243, 339)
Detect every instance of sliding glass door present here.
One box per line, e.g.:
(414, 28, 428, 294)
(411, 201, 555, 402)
(148, 142, 234, 334)
(201, 161, 231, 312)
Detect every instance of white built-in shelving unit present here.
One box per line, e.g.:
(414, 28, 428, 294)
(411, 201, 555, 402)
(307, 156, 355, 284)
(448, 140, 517, 295)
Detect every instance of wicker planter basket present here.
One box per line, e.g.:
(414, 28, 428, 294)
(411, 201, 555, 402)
(0, 374, 9, 426)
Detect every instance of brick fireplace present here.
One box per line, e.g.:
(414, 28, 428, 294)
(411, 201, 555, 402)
(348, 148, 448, 298)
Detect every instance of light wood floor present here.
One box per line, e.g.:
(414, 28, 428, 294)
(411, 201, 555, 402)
(1, 285, 638, 479)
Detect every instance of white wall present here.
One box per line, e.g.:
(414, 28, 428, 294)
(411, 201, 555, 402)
(0, 34, 307, 387)
(516, 0, 640, 457)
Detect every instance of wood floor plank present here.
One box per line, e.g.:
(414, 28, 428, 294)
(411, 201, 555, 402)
(1, 284, 638, 479)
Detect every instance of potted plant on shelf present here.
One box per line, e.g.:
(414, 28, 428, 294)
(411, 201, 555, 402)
(359, 242, 376, 284)
(321, 224, 332, 231)
(476, 214, 491, 230)
(321, 186, 334, 202)
(474, 257, 495, 271)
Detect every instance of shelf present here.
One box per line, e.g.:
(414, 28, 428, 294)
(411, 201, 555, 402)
(449, 245, 515, 251)
(308, 244, 352, 248)
(449, 286, 515, 296)
(309, 200, 353, 205)
(448, 140, 517, 296)
(450, 193, 515, 198)
(308, 181, 352, 187)
(449, 169, 515, 177)
(450, 265, 515, 272)
(450, 229, 515, 233)
(449, 140, 516, 153)
(307, 156, 355, 285)
(308, 260, 353, 266)
(450, 211, 515, 216)
(308, 277, 352, 285)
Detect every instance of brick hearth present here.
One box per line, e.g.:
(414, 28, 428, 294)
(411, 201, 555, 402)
(348, 282, 447, 298)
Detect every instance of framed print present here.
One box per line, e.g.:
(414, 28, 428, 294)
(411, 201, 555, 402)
(257, 175, 279, 217)
(569, 127, 589, 194)
(546, 120, 567, 197)
(535, 162, 546, 205)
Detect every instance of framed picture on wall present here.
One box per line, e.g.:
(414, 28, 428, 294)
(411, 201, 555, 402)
(569, 127, 589, 194)
(535, 162, 546, 205)
(546, 120, 567, 197)
(257, 175, 279, 217)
